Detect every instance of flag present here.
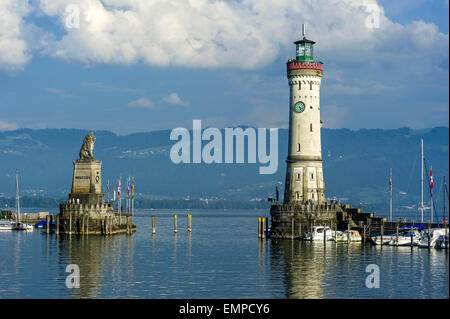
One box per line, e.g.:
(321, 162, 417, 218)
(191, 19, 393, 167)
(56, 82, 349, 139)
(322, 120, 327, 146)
(131, 178, 134, 197)
(389, 173, 392, 193)
(430, 167, 433, 191)
(118, 180, 121, 197)
(127, 179, 130, 197)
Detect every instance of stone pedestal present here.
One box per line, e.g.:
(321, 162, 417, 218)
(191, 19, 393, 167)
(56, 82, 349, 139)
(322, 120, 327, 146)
(59, 156, 136, 235)
(69, 159, 104, 205)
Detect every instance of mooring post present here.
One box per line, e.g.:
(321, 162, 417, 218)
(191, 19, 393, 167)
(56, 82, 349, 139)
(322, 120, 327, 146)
(381, 220, 384, 245)
(363, 223, 366, 244)
(258, 218, 261, 238)
(427, 222, 431, 249)
(410, 225, 413, 247)
(174, 214, 177, 234)
(187, 214, 192, 232)
(323, 223, 326, 245)
(368, 219, 372, 242)
(396, 222, 399, 246)
(86, 215, 89, 234)
(261, 218, 265, 239)
(347, 218, 350, 244)
(291, 218, 294, 239)
(266, 218, 269, 239)
(334, 222, 337, 242)
(46, 215, 50, 234)
(152, 216, 156, 234)
(55, 215, 59, 235)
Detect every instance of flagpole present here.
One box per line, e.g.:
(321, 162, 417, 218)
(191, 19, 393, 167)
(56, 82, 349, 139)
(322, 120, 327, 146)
(131, 176, 134, 217)
(390, 168, 392, 222)
(118, 176, 121, 221)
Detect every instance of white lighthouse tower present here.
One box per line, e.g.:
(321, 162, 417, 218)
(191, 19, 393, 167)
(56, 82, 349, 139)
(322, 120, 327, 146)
(283, 25, 325, 205)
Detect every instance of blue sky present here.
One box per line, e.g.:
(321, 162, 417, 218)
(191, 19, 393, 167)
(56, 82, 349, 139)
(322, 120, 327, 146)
(0, 0, 448, 134)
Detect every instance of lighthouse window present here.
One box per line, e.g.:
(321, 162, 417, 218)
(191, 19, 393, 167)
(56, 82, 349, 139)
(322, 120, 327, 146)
(298, 82, 301, 90)
(296, 192, 300, 200)
(296, 173, 301, 181)
(310, 123, 313, 132)
(310, 82, 313, 90)
(312, 193, 315, 199)
(311, 173, 315, 180)
(297, 143, 301, 152)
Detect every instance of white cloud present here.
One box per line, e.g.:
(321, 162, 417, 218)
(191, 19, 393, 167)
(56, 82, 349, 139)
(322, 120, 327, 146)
(161, 93, 188, 106)
(80, 81, 145, 94)
(128, 97, 155, 109)
(44, 87, 73, 98)
(0, 0, 448, 76)
(0, 120, 19, 131)
(0, 0, 32, 71)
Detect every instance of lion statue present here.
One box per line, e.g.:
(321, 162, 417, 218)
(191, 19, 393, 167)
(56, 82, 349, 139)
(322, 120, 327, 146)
(79, 132, 96, 160)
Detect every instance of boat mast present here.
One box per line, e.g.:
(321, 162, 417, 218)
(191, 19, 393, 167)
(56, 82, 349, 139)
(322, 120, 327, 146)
(430, 165, 433, 223)
(15, 169, 20, 225)
(390, 168, 392, 222)
(421, 138, 424, 223)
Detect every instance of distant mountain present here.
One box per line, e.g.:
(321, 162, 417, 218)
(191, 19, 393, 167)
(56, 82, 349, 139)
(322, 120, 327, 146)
(0, 127, 448, 211)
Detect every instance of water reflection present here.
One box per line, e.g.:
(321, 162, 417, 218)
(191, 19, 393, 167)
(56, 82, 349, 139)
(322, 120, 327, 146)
(270, 239, 449, 299)
(57, 234, 135, 298)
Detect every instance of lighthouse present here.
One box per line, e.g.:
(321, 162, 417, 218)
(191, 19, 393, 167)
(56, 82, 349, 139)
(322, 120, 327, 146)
(284, 24, 325, 205)
(269, 25, 376, 239)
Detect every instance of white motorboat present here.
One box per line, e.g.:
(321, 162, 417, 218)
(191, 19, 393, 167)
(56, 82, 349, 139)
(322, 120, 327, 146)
(333, 230, 362, 242)
(15, 222, 34, 231)
(417, 228, 447, 248)
(434, 234, 449, 249)
(388, 229, 422, 246)
(0, 220, 15, 231)
(345, 230, 362, 242)
(304, 226, 338, 241)
(371, 234, 395, 245)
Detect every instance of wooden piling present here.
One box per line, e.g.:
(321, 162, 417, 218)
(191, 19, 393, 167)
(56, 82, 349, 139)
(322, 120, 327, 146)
(55, 215, 59, 235)
(261, 218, 265, 239)
(187, 214, 192, 232)
(334, 222, 337, 242)
(152, 216, 156, 234)
(266, 218, 269, 238)
(396, 222, 399, 246)
(347, 219, 350, 244)
(46, 215, 50, 234)
(291, 218, 294, 239)
(381, 220, 384, 245)
(323, 223, 326, 245)
(410, 226, 413, 247)
(174, 214, 177, 233)
(258, 218, 261, 238)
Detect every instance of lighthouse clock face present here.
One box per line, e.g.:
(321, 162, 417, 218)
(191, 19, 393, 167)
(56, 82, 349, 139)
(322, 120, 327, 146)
(294, 101, 305, 113)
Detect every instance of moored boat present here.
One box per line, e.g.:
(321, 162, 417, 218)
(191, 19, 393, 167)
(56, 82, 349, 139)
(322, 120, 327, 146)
(0, 220, 15, 231)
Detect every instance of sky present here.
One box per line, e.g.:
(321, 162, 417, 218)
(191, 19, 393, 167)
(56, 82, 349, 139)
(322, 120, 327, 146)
(0, 0, 448, 135)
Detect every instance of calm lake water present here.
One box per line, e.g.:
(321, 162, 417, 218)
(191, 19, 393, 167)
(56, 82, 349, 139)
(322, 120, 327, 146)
(0, 209, 448, 299)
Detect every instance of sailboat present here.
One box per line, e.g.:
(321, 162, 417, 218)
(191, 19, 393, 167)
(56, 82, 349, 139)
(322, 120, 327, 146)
(13, 170, 33, 231)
